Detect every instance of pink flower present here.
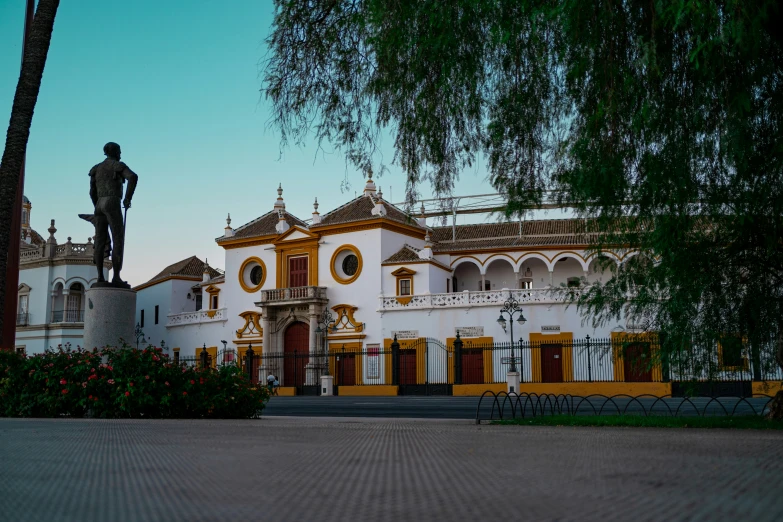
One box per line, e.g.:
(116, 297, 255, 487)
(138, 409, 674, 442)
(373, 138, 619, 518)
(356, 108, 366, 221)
(182, 391, 187, 396)
(190, 380, 195, 385)
(164, 381, 170, 386)
(107, 379, 115, 385)
(145, 375, 150, 380)
(82, 382, 87, 388)
(129, 382, 134, 387)
(90, 368, 96, 373)
(152, 356, 159, 361)
(125, 391, 130, 397)
(61, 389, 68, 395)
(60, 379, 67, 385)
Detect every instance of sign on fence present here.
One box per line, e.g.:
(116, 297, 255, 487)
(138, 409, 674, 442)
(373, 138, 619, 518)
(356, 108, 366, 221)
(455, 326, 484, 338)
(541, 325, 560, 333)
(392, 330, 418, 340)
(501, 357, 522, 365)
(366, 344, 380, 379)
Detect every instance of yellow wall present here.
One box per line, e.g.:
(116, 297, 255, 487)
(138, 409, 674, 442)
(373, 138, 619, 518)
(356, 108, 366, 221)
(520, 381, 672, 397)
(453, 383, 506, 396)
(610, 332, 662, 381)
(384, 337, 426, 384)
(529, 332, 574, 382)
(752, 381, 783, 396)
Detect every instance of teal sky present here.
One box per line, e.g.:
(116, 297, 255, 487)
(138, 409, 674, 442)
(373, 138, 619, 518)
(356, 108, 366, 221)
(0, 1, 556, 286)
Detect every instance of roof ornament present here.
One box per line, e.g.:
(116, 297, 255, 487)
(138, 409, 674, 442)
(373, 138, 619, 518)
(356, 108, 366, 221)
(202, 258, 211, 282)
(226, 213, 231, 227)
(418, 230, 433, 260)
(417, 202, 426, 227)
(377, 186, 383, 200)
(363, 167, 377, 196)
(223, 213, 235, 238)
(274, 183, 286, 211)
(312, 197, 321, 225)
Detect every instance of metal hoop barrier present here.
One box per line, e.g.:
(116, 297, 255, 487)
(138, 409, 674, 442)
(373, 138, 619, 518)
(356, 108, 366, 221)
(475, 391, 775, 424)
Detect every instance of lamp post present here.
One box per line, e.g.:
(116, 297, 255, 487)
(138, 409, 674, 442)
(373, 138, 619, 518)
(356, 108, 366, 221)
(134, 322, 146, 350)
(315, 307, 335, 375)
(496, 296, 527, 373)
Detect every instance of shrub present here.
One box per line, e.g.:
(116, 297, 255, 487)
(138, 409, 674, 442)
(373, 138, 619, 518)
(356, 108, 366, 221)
(0, 346, 269, 419)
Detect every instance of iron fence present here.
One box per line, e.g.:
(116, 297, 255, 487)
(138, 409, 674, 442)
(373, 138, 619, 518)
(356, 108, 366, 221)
(170, 336, 782, 396)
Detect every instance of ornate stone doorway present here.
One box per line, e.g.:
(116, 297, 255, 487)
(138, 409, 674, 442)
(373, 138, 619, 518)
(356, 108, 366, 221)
(283, 321, 309, 387)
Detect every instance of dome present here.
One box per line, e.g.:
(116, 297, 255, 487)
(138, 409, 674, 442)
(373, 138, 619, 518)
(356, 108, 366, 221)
(22, 195, 30, 204)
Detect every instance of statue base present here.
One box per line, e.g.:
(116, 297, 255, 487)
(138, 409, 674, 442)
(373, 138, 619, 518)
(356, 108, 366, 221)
(91, 280, 131, 289)
(82, 286, 137, 350)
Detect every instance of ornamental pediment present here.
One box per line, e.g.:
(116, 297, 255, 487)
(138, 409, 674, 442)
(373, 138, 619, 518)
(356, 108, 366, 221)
(274, 225, 319, 243)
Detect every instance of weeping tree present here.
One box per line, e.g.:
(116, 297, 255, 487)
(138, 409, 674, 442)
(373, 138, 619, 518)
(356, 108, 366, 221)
(264, 1, 783, 414)
(0, 0, 61, 346)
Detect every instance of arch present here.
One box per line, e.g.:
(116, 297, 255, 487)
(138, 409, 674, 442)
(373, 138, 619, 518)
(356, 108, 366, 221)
(586, 254, 617, 283)
(483, 256, 517, 290)
(484, 253, 517, 271)
(515, 252, 553, 272)
(550, 251, 589, 272)
(51, 278, 66, 292)
(450, 256, 485, 274)
(66, 277, 89, 291)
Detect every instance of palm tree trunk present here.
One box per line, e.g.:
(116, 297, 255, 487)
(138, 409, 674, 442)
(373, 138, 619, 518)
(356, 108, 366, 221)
(0, 0, 60, 348)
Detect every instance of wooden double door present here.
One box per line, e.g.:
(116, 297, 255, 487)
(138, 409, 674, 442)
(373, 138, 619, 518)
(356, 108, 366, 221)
(283, 322, 309, 387)
(540, 343, 564, 383)
(623, 343, 653, 382)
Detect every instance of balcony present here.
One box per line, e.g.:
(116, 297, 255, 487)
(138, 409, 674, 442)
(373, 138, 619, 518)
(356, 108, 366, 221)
(51, 309, 84, 323)
(257, 286, 328, 307)
(16, 313, 29, 326)
(167, 308, 228, 327)
(378, 288, 584, 311)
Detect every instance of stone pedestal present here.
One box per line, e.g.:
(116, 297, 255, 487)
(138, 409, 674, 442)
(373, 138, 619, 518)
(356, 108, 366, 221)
(321, 375, 334, 396)
(82, 286, 136, 350)
(506, 371, 521, 394)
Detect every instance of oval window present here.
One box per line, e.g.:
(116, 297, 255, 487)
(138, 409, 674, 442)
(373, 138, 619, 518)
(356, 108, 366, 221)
(342, 254, 359, 276)
(250, 265, 264, 286)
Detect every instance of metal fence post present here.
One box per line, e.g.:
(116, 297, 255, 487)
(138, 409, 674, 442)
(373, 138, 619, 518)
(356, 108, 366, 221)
(453, 333, 463, 385)
(200, 343, 208, 369)
(586, 335, 592, 383)
(391, 335, 400, 386)
(340, 346, 346, 386)
(519, 337, 525, 382)
(246, 344, 254, 382)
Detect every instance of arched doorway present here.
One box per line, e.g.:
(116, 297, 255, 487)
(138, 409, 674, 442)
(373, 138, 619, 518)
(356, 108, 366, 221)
(284, 321, 309, 387)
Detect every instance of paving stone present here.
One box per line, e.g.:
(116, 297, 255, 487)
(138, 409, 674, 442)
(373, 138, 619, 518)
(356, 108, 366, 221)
(0, 417, 781, 522)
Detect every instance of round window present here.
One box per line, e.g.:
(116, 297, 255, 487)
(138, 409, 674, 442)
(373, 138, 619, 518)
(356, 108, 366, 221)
(250, 265, 264, 286)
(342, 254, 359, 276)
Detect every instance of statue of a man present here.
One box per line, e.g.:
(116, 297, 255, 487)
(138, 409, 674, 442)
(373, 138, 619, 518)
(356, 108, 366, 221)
(87, 142, 138, 287)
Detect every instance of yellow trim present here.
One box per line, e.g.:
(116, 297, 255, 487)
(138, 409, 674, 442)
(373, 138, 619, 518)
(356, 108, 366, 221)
(172, 347, 180, 352)
(313, 219, 426, 240)
(330, 304, 364, 333)
(391, 267, 417, 276)
(381, 258, 452, 271)
(383, 337, 423, 383)
(194, 346, 218, 368)
(238, 257, 267, 293)
(329, 341, 363, 385)
(330, 244, 363, 284)
(610, 332, 661, 382)
(520, 382, 671, 396)
(218, 234, 277, 250)
(337, 385, 398, 396)
(276, 387, 297, 396)
(529, 332, 574, 382)
(392, 267, 415, 303)
(276, 235, 320, 288)
(206, 310, 217, 318)
(235, 311, 263, 339)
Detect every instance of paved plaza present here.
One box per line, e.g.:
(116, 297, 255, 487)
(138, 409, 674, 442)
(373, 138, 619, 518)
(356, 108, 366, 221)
(1, 417, 782, 522)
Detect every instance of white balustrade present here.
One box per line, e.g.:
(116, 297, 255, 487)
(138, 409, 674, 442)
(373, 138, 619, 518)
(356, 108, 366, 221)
(378, 288, 581, 310)
(167, 308, 228, 327)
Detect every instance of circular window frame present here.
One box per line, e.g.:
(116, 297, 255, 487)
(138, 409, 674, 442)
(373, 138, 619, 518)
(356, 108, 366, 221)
(239, 257, 267, 293)
(330, 245, 363, 285)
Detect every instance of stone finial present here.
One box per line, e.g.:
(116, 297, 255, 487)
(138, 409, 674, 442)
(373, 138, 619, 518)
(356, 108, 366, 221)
(417, 203, 426, 227)
(377, 186, 383, 200)
(87, 237, 92, 244)
(224, 213, 234, 238)
(273, 183, 286, 211)
(418, 232, 434, 260)
(363, 167, 377, 196)
(202, 258, 211, 282)
(311, 198, 321, 225)
(275, 208, 290, 234)
(47, 219, 57, 239)
(67, 237, 72, 243)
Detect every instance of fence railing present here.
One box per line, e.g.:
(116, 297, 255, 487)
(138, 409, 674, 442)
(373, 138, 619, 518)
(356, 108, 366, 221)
(171, 337, 783, 395)
(50, 309, 84, 323)
(16, 313, 29, 326)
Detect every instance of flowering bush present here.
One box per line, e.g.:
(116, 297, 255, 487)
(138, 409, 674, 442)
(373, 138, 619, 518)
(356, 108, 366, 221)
(0, 346, 269, 419)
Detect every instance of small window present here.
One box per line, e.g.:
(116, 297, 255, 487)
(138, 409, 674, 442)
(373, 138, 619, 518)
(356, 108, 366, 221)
(195, 294, 202, 311)
(154, 305, 159, 325)
(211, 295, 219, 309)
(16, 347, 25, 356)
(399, 279, 411, 296)
(140, 309, 145, 328)
(479, 280, 491, 291)
(173, 351, 180, 364)
(250, 265, 264, 286)
(446, 279, 450, 293)
(342, 254, 359, 276)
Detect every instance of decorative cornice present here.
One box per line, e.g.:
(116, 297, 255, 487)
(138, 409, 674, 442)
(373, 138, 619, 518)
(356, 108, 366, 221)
(217, 234, 278, 250)
(382, 258, 451, 271)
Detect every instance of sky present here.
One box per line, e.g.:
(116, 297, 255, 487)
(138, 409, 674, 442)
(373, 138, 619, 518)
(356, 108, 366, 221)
(0, 0, 564, 286)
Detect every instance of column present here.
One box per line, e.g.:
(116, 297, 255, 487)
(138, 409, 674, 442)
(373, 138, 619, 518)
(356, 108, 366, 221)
(259, 310, 272, 383)
(548, 270, 554, 287)
(306, 305, 319, 385)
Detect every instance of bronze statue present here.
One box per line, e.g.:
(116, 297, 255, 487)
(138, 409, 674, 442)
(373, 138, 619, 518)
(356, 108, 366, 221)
(80, 142, 138, 288)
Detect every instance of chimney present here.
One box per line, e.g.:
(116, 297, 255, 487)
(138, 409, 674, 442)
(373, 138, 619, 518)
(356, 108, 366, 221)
(202, 259, 211, 283)
(362, 168, 377, 196)
(417, 202, 426, 227)
(418, 231, 433, 260)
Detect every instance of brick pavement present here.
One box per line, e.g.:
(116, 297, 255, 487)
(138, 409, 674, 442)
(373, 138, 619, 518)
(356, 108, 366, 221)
(1, 417, 781, 522)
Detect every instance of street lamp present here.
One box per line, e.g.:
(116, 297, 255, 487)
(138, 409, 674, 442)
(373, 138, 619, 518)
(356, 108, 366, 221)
(315, 307, 336, 376)
(134, 322, 146, 350)
(497, 296, 526, 373)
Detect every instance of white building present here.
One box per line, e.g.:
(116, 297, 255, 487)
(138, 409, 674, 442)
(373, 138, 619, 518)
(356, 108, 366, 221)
(15, 196, 109, 354)
(137, 174, 693, 396)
